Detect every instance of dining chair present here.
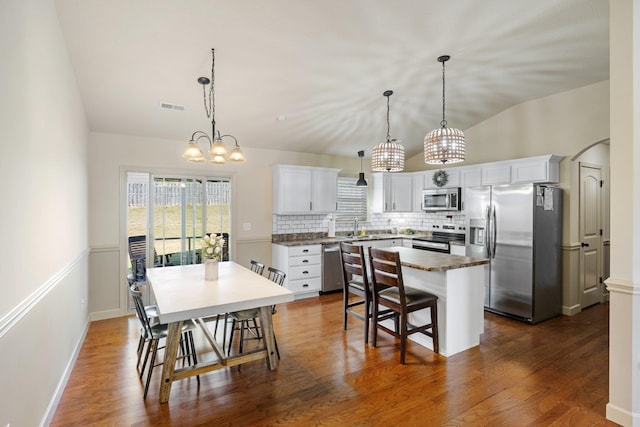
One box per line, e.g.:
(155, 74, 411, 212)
(127, 277, 159, 368)
(250, 259, 266, 275)
(368, 248, 439, 364)
(340, 242, 373, 343)
(128, 235, 173, 281)
(130, 284, 199, 398)
(212, 259, 266, 347)
(227, 267, 286, 359)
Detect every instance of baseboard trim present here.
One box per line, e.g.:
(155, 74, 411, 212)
(90, 308, 123, 321)
(606, 402, 639, 426)
(562, 304, 581, 316)
(41, 318, 90, 427)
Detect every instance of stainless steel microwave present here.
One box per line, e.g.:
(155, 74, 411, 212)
(423, 187, 462, 211)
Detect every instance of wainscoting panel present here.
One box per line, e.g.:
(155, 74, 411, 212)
(562, 243, 581, 315)
(235, 238, 273, 270)
(0, 252, 89, 427)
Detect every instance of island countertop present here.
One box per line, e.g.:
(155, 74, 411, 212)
(383, 246, 489, 272)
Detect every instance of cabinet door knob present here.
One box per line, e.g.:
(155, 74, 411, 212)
(302, 249, 309, 253)
(302, 259, 309, 263)
(302, 283, 309, 287)
(302, 271, 309, 274)
(581, 242, 590, 247)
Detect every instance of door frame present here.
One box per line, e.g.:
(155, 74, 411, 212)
(119, 166, 236, 316)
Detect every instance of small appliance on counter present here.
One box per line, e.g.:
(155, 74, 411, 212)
(327, 215, 336, 238)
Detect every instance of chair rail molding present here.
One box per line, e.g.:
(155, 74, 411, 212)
(0, 249, 89, 339)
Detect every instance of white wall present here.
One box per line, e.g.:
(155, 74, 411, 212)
(0, 0, 89, 425)
(405, 81, 609, 173)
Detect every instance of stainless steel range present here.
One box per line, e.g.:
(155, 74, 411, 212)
(412, 224, 465, 253)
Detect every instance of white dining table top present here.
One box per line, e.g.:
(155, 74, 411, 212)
(147, 262, 295, 324)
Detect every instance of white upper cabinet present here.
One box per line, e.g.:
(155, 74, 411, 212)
(372, 173, 414, 212)
(510, 155, 561, 184)
(460, 167, 482, 188)
(272, 165, 340, 214)
(412, 172, 426, 212)
(481, 163, 512, 185)
(425, 169, 461, 189)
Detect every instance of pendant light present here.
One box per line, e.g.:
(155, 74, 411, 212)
(356, 150, 368, 186)
(182, 48, 246, 164)
(424, 55, 465, 165)
(371, 90, 405, 172)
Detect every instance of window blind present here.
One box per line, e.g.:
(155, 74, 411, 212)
(335, 177, 368, 222)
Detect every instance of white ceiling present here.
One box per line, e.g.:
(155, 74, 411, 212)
(54, 0, 609, 160)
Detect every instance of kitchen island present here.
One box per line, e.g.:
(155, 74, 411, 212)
(381, 247, 489, 357)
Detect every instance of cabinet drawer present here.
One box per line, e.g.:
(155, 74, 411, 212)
(287, 277, 321, 293)
(289, 264, 321, 280)
(289, 254, 321, 267)
(288, 245, 321, 256)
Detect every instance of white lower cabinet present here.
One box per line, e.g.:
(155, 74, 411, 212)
(272, 244, 321, 299)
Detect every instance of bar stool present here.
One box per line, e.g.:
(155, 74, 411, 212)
(368, 248, 439, 364)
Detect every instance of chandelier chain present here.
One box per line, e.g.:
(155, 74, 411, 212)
(386, 93, 391, 142)
(441, 60, 447, 128)
(203, 49, 216, 134)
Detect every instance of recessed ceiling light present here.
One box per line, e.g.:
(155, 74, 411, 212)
(277, 115, 287, 121)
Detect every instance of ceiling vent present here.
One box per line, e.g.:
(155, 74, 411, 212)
(159, 102, 185, 111)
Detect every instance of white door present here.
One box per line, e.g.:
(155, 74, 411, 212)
(579, 163, 602, 308)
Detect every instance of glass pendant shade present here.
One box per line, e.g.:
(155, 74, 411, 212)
(371, 140, 405, 172)
(424, 127, 465, 164)
(210, 154, 227, 164)
(210, 138, 228, 156)
(182, 140, 205, 162)
(228, 144, 246, 162)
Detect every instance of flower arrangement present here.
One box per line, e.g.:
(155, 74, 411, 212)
(201, 234, 225, 261)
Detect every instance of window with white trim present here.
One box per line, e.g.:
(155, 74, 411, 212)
(335, 177, 368, 222)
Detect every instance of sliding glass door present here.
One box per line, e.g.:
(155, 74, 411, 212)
(126, 172, 231, 284)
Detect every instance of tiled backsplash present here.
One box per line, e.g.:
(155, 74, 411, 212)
(272, 211, 466, 235)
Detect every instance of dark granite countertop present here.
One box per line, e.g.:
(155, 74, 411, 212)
(385, 246, 489, 272)
(272, 233, 426, 247)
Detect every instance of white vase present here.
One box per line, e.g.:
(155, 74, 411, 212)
(204, 258, 218, 281)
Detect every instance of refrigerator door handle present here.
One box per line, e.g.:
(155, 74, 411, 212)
(491, 205, 497, 258)
(485, 205, 491, 257)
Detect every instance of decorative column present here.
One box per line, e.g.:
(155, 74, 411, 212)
(606, 1, 640, 425)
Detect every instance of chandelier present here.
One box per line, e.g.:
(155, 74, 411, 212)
(371, 90, 405, 172)
(182, 49, 245, 164)
(424, 55, 465, 165)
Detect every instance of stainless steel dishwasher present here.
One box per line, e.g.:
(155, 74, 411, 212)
(322, 243, 344, 293)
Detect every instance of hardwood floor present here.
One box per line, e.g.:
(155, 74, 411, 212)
(51, 293, 616, 426)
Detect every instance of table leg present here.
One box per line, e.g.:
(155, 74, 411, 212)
(259, 306, 278, 370)
(159, 320, 183, 403)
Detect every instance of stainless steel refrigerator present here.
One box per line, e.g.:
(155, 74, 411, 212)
(465, 183, 562, 324)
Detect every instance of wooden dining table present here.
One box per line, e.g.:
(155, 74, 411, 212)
(146, 262, 295, 403)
